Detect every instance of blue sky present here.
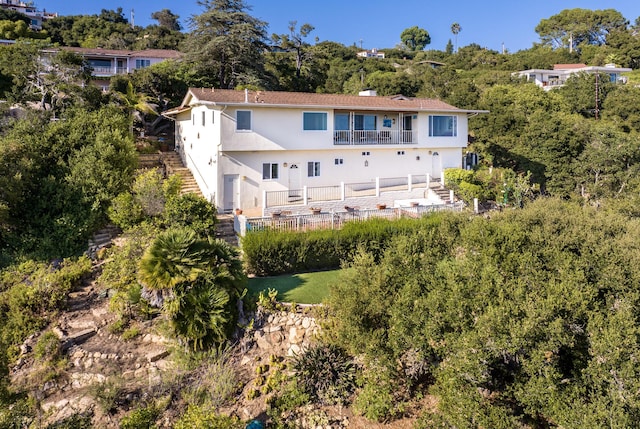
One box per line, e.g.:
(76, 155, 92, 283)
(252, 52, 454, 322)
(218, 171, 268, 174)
(38, 0, 639, 53)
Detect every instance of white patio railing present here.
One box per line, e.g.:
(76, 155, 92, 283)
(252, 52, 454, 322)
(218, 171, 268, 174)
(237, 203, 465, 236)
(264, 173, 443, 209)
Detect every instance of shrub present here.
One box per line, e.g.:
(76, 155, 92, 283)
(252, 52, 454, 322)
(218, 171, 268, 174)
(174, 405, 243, 429)
(181, 347, 238, 407)
(119, 405, 158, 429)
(34, 332, 61, 362)
(242, 214, 452, 276)
(291, 344, 357, 405)
(354, 368, 405, 422)
(132, 169, 166, 217)
(163, 193, 217, 237)
(107, 192, 144, 230)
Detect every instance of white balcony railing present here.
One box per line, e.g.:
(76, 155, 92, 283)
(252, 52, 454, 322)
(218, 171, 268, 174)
(333, 130, 416, 145)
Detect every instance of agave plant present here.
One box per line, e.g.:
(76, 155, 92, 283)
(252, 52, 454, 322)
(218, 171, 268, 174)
(292, 344, 357, 405)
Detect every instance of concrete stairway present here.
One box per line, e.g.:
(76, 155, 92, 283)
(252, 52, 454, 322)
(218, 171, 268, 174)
(215, 214, 238, 247)
(160, 152, 204, 197)
(87, 224, 120, 259)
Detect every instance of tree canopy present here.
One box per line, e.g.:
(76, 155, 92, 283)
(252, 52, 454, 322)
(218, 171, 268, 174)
(400, 26, 431, 51)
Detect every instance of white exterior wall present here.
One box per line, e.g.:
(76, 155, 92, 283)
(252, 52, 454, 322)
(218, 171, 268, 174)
(175, 102, 469, 213)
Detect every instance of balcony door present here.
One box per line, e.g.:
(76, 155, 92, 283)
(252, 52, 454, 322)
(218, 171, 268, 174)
(402, 114, 413, 142)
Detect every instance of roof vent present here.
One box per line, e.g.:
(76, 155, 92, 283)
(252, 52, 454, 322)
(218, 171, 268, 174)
(358, 89, 377, 97)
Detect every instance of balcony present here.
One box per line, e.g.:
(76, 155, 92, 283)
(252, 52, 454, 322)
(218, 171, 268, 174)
(333, 130, 416, 145)
(90, 66, 128, 76)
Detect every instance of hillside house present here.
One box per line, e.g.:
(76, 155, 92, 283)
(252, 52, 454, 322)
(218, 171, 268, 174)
(357, 48, 385, 59)
(0, 0, 56, 30)
(163, 88, 486, 216)
(515, 63, 631, 90)
(42, 47, 182, 91)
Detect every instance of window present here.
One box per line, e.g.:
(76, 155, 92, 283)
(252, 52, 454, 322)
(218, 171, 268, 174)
(334, 113, 349, 130)
(334, 158, 344, 165)
(135, 59, 151, 69)
(429, 115, 457, 137)
(236, 110, 251, 131)
(262, 163, 278, 180)
(212, 112, 215, 124)
(202, 111, 205, 126)
(354, 114, 377, 130)
(307, 162, 320, 177)
(303, 112, 327, 130)
(192, 114, 195, 125)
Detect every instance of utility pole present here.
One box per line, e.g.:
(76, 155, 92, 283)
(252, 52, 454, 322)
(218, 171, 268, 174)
(131, 9, 135, 29)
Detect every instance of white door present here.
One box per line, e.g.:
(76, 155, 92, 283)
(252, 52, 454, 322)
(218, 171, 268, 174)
(288, 164, 301, 200)
(223, 174, 239, 213)
(431, 152, 441, 180)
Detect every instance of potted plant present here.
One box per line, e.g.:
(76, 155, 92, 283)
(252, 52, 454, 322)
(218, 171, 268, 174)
(410, 202, 419, 207)
(271, 212, 282, 218)
(235, 208, 243, 215)
(376, 204, 387, 210)
(310, 207, 321, 215)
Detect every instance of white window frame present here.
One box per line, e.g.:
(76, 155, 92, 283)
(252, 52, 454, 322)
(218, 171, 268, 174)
(262, 162, 278, 180)
(428, 115, 458, 137)
(236, 110, 252, 131)
(307, 161, 320, 177)
(303, 112, 328, 131)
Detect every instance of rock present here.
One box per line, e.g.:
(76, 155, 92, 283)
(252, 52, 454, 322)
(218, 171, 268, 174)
(270, 331, 284, 344)
(68, 319, 96, 330)
(52, 327, 66, 339)
(122, 370, 135, 380)
(302, 317, 311, 329)
(93, 352, 101, 358)
(83, 358, 93, 369)
(155, 359, 174, 371)
(146, 349, 169, 363)
(287, 344, 301, 356)
(289, 327, 302, 344)
(19, 343, 30, 355)
(240, 356, 252, 366)
(255, 332, 271, 350)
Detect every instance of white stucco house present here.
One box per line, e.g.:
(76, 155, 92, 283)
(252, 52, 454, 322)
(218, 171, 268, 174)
(515, 63, 631, 90)
(163, 88, 486, 216)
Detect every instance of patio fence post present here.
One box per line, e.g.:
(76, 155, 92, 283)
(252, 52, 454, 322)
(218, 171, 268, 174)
(426, 173, 430, 188)
(441, 170, 446, 187)
(376, 177, 380, 197)
(303, 186, 308, 206)
(341, 181, 345, 201)
(474, 198, 479, 214)
(408, 174, 412, 192)
(449, 190, 454, 203)
(262, 190, 267, 209)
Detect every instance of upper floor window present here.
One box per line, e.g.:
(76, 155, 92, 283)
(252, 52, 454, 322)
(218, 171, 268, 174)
(303, 112, 327, 131)
(236, 110, 251, 131)
(429, 115, 457, 137)
(202, 111, 206, 126)
(135, 59, 151, 69)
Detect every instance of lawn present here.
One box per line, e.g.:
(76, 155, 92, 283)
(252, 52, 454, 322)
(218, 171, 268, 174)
(246, 269, 342, 304)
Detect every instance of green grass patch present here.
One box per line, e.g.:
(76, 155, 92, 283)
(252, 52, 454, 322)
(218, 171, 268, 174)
(247, 269, 341, 304)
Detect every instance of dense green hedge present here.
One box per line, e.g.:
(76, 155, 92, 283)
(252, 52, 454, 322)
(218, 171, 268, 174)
(241, 214, 456, 276)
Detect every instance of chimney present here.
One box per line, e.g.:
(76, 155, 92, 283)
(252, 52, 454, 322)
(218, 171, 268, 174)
(244, 88, 248, 103)
(358, 89, 377, 97)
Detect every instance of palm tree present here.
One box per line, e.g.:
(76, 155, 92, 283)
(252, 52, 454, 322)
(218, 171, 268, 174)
(139, 228, 246, 349)
(451, 22, 462, 53)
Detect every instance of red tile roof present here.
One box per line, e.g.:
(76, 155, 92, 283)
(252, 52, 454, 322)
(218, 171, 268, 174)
(55, 47, 182, 59)
(185, 88, 466, 112)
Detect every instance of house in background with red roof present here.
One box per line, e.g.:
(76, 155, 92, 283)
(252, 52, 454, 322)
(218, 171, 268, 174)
(42, 47, 182, 91)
